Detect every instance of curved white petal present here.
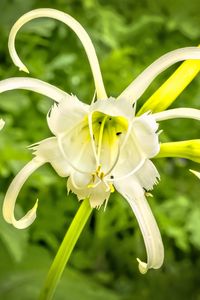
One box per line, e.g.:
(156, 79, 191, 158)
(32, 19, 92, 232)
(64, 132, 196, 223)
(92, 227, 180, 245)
(47, 96, 89, 135)
(8, 8, 107, 99)
(30, 137, 71, 177)
(114, 178, 164, 273)
(118, 47, 200, 104)
(2, 158, 45, 229)
(0, 77, 68, 102)
(153, 108, 200, 122)
(0, 119, 5, 130)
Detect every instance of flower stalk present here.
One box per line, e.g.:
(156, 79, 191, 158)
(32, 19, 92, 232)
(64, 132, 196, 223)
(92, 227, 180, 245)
(38, 198, 92, 300)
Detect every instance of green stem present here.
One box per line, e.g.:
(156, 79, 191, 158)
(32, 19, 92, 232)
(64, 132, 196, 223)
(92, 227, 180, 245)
(38, 198, 93, 300)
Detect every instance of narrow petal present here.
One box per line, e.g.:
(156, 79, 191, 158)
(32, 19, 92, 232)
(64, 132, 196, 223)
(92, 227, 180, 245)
(2, 158, 45, 229)
(8, 8, 107, 99)
(0, 119, 5, 130)
(30, 137, 71, 177)
(114, 177, 164, 273)
(118, 47, 200, 104)
(0, 77, 68, 102)
(153, 108, 200, 122)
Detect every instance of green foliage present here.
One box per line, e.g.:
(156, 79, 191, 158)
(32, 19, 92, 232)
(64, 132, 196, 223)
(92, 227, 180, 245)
(0, 0, 200, 299)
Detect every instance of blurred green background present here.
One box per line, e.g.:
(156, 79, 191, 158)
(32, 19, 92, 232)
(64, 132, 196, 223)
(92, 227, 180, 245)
(0, 0, 200, 299)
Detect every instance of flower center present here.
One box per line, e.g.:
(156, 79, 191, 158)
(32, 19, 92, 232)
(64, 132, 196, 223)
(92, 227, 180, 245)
(58, 111, 129, 179)
(90, 112, 128, 173)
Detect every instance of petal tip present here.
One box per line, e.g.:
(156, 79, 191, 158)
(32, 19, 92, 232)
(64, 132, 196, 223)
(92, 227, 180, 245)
(189, 169, 200, 179)
(13, 198, 39, 230)
(0, 119, 5, 130)
(136, 258, 148, 274)
(19, 65, 29, 74)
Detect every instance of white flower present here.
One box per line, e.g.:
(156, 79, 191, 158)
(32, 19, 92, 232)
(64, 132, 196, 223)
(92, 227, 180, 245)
(2, 8, 200, 274)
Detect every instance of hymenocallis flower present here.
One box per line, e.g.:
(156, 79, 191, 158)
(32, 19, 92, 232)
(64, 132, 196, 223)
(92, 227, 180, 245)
(1, 9, 200, 274)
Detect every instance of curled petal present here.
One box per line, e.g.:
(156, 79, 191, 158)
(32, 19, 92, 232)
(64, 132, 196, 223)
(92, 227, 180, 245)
(0, 77, 68, 102)
(153, 108, 200, 122)
(8, 8, 107, 99)
(114, 177, 164, 273)
(0, 119, 5, 130)
(2, 158, 45, 229)
(118, 47, 200, 104)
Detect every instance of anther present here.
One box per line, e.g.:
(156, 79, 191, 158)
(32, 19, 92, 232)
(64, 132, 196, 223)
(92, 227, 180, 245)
(97, 165, 101, 173)
(92, 173, 95, 182)
(116, 132, 122, 136)
(100, 172, 104, 180)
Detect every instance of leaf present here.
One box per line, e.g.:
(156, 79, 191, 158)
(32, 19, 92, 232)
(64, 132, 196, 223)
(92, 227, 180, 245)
(0, 245, 121, 300)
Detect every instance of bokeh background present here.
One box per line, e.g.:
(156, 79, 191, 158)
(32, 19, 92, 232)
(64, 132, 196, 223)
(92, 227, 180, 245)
(0, 0, 200, 299)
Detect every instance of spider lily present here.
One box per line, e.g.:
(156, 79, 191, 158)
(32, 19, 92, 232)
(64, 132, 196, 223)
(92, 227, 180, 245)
(1, 9, 200, 274)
